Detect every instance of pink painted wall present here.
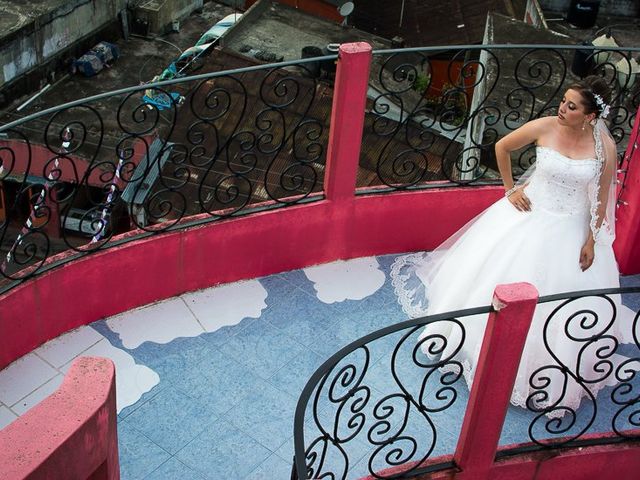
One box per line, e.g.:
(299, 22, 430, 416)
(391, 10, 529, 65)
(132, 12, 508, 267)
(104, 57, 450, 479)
(0, 185, 500, 369)
(0, 42, 500, 369)
(2, 42, 640, 371)
(0, 357, 119, 480)
(455, 283, 539, 479)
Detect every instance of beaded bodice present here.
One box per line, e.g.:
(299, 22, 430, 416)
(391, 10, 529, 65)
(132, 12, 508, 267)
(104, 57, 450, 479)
(525, 146, 600, 216)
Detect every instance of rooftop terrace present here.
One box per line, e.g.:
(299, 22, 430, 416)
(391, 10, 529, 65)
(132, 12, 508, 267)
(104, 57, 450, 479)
(2, 256, 640, 479)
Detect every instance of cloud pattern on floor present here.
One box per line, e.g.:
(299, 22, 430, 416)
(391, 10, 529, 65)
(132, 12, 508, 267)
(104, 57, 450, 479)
(106, 280, 268, 349)
(0, 325, 159, 420)
(303, 256, 385, 303)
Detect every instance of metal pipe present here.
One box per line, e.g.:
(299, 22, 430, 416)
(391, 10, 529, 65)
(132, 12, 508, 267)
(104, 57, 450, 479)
(16, 83, 51, 112)
(15, 72, 71, 113)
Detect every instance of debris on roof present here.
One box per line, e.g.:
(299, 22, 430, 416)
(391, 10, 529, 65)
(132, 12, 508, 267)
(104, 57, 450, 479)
(72, 42, 121, 77)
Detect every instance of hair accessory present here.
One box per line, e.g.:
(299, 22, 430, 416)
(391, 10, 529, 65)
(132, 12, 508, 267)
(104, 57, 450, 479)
(592, 93, 610, 119)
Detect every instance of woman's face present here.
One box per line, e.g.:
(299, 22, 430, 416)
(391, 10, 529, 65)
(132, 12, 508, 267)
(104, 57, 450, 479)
(557, 89, 592, 127)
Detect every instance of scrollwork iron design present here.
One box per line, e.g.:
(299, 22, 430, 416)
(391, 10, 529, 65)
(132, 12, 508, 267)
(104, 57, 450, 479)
(1, 45, 639, 291)
(516, 290, 640, 450)
(364, 45, 640, 190)
(0, 59, 329, 289)
(298, 317, 469, 480)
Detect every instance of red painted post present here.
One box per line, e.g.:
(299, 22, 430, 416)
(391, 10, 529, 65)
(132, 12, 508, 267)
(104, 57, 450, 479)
(453, 282, 539, 480)
(324, 42, 372, 201)
(614, 105, 640, 275)
(0, 357, 120, 480)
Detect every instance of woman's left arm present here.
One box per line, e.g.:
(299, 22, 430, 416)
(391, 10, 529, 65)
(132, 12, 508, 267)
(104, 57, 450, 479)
(580, 139, 616, 271)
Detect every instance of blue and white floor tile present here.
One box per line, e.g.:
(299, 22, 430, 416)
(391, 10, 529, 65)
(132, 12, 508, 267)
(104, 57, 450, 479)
(1, 254, 639, 479)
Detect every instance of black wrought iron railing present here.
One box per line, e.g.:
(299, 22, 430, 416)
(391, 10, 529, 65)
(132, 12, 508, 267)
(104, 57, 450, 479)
(1, 44, 639, 293)
(498, 286, 640, 457)
(292, 286, 640, 479)
(359, 45, 640, 190)
(0, 56, 335, 291)
(291, 306, 491, 480)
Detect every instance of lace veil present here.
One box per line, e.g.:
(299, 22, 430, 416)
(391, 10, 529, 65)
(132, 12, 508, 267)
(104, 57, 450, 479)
(588, 118, 617, 245)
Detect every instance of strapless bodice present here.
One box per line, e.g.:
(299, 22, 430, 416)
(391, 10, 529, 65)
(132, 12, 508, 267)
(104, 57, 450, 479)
(524, 146, 600, 216)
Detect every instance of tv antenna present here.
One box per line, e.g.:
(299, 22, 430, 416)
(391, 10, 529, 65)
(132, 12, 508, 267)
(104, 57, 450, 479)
(338, 2, 354, 26)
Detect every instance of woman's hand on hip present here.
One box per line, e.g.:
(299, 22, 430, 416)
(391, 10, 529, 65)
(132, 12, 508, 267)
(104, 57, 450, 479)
(507, 188, 531, 212)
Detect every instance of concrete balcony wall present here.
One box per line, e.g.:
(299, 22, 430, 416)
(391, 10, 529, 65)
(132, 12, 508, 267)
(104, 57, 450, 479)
(0, 357, 119, 480)
(0, 185, 500, 371)
(2, 42, 640, 370)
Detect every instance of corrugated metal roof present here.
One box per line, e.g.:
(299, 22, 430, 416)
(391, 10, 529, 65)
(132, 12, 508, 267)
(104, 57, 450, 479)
(351, 0, 525, 46)
(121, 138, 173, 205)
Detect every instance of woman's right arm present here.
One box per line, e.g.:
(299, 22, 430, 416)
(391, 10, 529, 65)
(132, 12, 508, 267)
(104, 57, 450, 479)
(495, 117, 551, 211)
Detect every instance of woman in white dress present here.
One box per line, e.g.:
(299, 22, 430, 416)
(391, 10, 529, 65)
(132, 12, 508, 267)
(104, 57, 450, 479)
(390, 76, 633, 414)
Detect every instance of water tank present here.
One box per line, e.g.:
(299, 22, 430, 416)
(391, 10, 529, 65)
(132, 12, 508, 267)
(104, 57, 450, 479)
(301, 46, 323, 78)
(321, 43, 340, 75)
(566, 0, 601, 29)
(571, 39, 599, 78)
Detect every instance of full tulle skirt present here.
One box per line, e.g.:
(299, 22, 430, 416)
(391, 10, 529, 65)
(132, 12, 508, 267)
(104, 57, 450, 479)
(390, 195, 634, 414)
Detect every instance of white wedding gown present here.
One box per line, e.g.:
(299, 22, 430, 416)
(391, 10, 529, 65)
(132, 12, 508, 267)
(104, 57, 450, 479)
(390, 145, 634, 413)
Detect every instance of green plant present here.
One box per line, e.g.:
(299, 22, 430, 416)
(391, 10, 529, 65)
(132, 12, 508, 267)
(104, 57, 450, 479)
(413, 73, 431, 94)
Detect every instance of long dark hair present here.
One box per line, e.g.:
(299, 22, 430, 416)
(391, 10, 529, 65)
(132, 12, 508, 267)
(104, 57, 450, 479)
(568, 75, 612, 117)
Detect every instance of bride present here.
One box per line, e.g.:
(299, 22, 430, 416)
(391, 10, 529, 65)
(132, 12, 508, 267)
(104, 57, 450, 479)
(390, 75, 634, 413)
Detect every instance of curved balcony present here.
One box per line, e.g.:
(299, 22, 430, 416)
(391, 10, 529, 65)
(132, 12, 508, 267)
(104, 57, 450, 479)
(1, 42, 640, 479)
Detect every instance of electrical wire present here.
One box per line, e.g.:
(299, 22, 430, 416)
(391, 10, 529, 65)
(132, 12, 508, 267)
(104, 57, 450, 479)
(593, 23, 640, 40)
(152, 37, 183, 55)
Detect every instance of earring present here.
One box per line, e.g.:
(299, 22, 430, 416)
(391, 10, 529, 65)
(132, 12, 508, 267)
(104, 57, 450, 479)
(582, 119, 587, 131)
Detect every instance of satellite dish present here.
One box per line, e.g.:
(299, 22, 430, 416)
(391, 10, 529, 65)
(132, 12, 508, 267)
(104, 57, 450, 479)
(338, 1, 354, 17)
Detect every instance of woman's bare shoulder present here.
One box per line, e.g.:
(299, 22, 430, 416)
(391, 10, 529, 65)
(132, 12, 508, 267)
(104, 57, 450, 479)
(533, 115, 557, 129)
(523, 116, 557, 135)
(522, 116, 557, 140)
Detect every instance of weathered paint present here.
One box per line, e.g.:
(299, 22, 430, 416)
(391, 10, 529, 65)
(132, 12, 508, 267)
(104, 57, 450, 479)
(454, 283, 539, 480)
(0, 0, 125, 89)
(324, 42, 372, 201)
(358, 435, 640, 479)
(1, 41, 640, 479)
(0, 356, 119, 480)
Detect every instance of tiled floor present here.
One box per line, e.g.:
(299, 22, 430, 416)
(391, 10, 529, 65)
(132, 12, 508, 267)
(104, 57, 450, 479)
(1, 254, 640, 479)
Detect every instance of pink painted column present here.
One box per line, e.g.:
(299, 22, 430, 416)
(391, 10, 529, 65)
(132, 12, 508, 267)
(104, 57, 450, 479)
(0, 356, 119, 480)
(323, 42, 372, 201)
(614, 105, 640, 275)
(454, 282, 539, 480)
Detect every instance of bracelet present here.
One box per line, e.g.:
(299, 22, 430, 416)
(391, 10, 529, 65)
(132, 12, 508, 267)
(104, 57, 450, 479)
(504, 186, 518, 197)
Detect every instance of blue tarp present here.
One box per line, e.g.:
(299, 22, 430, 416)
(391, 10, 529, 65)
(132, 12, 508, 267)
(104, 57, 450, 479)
(73, 42, 121, 77)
